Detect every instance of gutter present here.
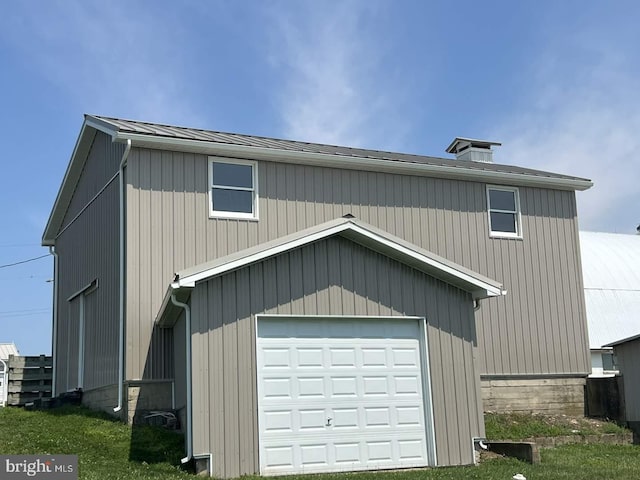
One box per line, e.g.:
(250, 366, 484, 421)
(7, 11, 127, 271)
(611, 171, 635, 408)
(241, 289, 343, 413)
(170, 293, 193, 464)
(111, 131, 594, 192)
(49, 246, 59, 397)
(114, 139, 131, 414)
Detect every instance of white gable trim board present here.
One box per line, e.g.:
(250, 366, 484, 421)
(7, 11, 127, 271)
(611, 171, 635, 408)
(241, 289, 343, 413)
(255, 315, 437, 476)
(172, 218, 504, 300)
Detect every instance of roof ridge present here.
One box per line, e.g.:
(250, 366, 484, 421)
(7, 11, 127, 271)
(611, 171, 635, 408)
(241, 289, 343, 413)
(90, 114, 448, 162)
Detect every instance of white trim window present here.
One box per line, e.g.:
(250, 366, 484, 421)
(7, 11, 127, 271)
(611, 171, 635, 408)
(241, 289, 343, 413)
(209, 158, 258, 219)
(487, 186, 521, 238)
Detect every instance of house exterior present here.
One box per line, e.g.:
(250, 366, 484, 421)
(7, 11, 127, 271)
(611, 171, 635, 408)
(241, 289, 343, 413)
(0, 343, 19, 407)
(42, 115, 592, 477)
(579, 231, 640, 377)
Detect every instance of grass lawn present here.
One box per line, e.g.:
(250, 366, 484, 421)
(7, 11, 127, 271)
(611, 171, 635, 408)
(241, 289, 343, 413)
(485, 412, 629, 439)
(0, 406, 639, 479)
(0, 406, 191, 480)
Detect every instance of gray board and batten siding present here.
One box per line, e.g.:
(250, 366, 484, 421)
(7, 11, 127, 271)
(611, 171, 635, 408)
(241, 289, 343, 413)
(125, 144, 590, 382)
(53, 131, 122, 394)
(44, 118, 590, 400)
(182, 234, 484, 478)
(607, 336, 640, 423)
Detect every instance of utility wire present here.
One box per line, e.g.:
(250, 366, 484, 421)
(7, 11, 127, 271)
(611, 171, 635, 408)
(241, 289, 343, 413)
(0, 254, 50, 269)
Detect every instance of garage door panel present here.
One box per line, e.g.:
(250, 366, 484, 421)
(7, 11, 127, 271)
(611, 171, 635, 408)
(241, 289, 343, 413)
(297, 348, 323, 367)
(258, 317, 432, 475)
(299, 409, 327, 431)
(262, 377, 291, 399)
(331, 376, 358, 396)
(332, 407, 358, 429)
(298, 376, 324, 397)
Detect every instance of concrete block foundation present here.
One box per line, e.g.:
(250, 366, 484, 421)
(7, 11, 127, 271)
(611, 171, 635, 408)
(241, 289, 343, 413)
(81, 384, 119, 415)
(482, 377, 586, 415)
(126, 381, 174, 424)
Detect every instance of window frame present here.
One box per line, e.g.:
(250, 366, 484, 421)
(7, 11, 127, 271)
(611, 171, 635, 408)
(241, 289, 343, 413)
(486, 185, 522, 239)
(208, 157, 259, 220)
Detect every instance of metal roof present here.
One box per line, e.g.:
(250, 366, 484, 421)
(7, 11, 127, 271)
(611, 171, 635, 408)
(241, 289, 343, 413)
(580, 231, 640, 349)
(0, 343, 19, 361)
(90, 115, 589, 183)
(42, 114, 593, 246)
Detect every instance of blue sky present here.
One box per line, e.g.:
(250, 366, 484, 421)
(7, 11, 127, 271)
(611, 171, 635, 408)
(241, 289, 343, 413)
(1, 1, 638, 354)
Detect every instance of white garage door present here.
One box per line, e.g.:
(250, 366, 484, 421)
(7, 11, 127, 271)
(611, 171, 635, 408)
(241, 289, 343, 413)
(257, 316, 435, 475)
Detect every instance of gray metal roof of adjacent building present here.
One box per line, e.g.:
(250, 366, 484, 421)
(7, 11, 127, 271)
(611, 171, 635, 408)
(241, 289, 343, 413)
(89, 115, 591, 183)
(580, 231, 640, 349)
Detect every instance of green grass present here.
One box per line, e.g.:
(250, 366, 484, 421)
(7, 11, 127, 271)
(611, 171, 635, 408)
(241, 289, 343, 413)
(0, 406, 191, 479)
(278, 445, 640, 480)
(1, 406, 638, 479)
(485, 412, 629, 440)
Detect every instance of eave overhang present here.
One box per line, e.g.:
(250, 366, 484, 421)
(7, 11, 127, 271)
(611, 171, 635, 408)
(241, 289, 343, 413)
(604, 333, 640, 348)
(43, 114, 593, 246)
(42, 120, 99, 246)
(109, 130, 593, 191)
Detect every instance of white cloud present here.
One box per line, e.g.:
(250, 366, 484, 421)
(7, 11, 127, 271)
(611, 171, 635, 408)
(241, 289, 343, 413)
(493, 39, 640, 233)
(267, 1, 408, 149)
(0, 1, 203, 125)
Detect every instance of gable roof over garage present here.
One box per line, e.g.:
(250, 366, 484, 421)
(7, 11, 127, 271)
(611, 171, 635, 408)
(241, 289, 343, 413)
(156, 217, 505, 326)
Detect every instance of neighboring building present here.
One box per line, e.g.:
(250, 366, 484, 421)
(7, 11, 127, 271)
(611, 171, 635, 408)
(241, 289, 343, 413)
(579, 231, 640, 377)
(0, 343, 20, 407)
(42, 116, 593, 477)
(604, 334, 640, 433)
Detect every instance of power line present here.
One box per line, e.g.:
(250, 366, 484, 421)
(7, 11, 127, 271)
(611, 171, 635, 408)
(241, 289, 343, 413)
(0, 254, 50, 269)
(0, 243, 41, 248)
(0, 307, 51, 315)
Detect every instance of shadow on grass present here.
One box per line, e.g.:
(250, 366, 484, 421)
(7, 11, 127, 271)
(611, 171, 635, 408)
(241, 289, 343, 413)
(37, 404, 186, 467)
(129, 423, 185, 465)
(39, 404, 122, 423)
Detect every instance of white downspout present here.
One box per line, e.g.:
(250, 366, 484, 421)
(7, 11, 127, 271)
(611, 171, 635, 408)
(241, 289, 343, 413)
(171, 293, 193, 464)
(49, 246, 59, 397)
(114, 139, 131, 413)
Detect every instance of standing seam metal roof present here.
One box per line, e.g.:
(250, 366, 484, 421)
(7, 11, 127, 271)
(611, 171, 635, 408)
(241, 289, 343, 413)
(91, 115, 590, 183)
(580, 231, 640, 348)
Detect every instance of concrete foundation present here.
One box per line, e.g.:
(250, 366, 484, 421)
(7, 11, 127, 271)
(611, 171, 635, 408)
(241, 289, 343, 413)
(482, 377, 586, 415)
(80, 381, 175, 424)
(126, 380, 174, 424)
(81, 384, 119, 416)
(486, 441, 540, 464)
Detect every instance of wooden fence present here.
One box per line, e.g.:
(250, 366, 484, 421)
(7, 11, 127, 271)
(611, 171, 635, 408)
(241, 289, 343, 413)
(6, 355, 52, 406)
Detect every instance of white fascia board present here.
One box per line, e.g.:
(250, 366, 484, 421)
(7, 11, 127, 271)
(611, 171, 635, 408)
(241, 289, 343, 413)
(155, 285, 193, 327)
(113, 132, 593, 191)
(176, 220, 504, 298)
(84, 116, 119, 138)
(176, 222, 353, 287)
(42, 122, 99, 245)
(345, 224, 504, 298)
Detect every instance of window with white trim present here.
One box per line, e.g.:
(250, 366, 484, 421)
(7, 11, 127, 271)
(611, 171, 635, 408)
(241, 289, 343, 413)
(487, 186, 521, 238)
(209, 158, 258, 219)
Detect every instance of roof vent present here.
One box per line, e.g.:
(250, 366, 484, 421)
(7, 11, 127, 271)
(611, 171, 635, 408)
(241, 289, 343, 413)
(446, 137, 502, 163)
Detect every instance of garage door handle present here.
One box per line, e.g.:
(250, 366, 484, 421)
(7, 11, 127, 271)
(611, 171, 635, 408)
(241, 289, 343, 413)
(326, 418, 332, 427)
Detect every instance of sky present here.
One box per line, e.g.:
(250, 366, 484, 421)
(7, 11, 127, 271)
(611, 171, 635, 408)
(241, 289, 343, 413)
(0, 1, 638, 355)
